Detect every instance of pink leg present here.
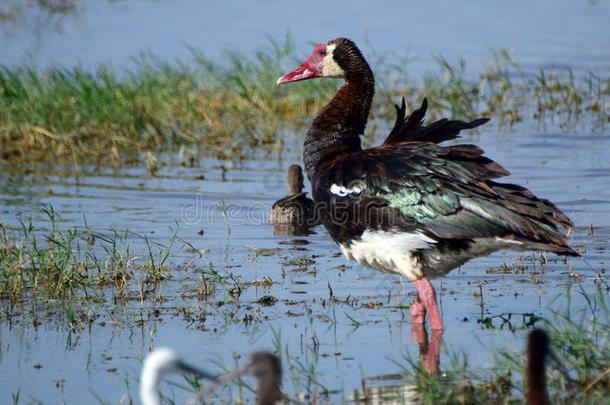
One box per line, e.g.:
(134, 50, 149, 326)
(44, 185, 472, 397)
(412, 277, 444, 331)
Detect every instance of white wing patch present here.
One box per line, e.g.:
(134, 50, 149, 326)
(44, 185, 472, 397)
(330, 182, 363, 197)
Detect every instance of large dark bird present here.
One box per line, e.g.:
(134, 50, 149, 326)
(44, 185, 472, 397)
(277, 38, 576, 330)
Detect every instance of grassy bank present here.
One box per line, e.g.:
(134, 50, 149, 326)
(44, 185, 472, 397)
(0, 38, 337, 164)
(1, 38, 607, 165)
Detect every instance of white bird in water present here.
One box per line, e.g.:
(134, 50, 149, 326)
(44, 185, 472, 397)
(140, 348, 282, 405)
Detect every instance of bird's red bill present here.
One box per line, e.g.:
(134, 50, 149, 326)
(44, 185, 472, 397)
(277, 43, 327, 85)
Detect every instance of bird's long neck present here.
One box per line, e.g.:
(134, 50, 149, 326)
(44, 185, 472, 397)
(527, 356, 549, 405)
(527, 331, 550, 405)
(256, 375, 281, 405)
(303, 72, 374, 183)
(140, 370, 161, 405)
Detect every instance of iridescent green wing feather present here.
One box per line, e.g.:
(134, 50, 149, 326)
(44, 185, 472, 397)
(324, 143, 576, 255)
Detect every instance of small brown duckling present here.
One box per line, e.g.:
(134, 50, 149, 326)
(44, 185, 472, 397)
(269, 165, 318, 226)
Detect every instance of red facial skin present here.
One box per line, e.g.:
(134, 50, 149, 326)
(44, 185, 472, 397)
(277, 43, 328, 85)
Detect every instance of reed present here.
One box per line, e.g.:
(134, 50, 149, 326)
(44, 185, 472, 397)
(1, 37, 606, 166)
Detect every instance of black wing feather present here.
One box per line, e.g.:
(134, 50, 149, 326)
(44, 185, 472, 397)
(383, 98, 490, 145)
(319, 143, 576, 256)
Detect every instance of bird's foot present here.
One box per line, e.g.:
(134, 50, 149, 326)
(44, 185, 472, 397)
(409, 297, 426, 324)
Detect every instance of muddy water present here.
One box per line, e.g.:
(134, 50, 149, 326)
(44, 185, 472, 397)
(0, 126, 608, 403)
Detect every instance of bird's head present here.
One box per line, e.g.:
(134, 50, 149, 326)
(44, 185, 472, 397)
(277, 38, 366, 84)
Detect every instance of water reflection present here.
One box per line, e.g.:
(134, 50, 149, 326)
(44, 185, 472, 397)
(410, 325, 443, 375)
(350, 380, 418, 404)
(0, 130, 607, 402)
(0, 0, 80, 33)
(272, 223, 317, 237)
(346, 324, 442, 404)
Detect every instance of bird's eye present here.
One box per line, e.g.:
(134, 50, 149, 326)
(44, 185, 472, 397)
(320, 50, 327, 56)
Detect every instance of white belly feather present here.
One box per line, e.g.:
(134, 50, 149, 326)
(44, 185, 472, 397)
(339, 229, 436, 281)
(339, 229, 525, 281)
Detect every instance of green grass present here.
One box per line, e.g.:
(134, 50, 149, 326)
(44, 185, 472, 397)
(0, 205, 175, 301)
(1, 37, 607, 165)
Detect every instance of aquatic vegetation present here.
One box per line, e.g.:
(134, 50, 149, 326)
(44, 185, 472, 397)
(0, 38, 607, 166)
(0, 205, 175, 301)
(2, 205, 606, 403)
(151, 285, 607, 404)
(390, 285, 610, 404)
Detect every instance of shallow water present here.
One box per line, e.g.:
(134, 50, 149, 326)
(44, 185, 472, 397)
(2, 0, 609, 77)
(1, 0, 609, 403)
(0, 126, 608, 403)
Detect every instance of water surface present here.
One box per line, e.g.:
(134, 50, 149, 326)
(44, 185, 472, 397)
(2, 0, 609, 77)
(0, 0, 608, 403)
(0, 128, 607, 403)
